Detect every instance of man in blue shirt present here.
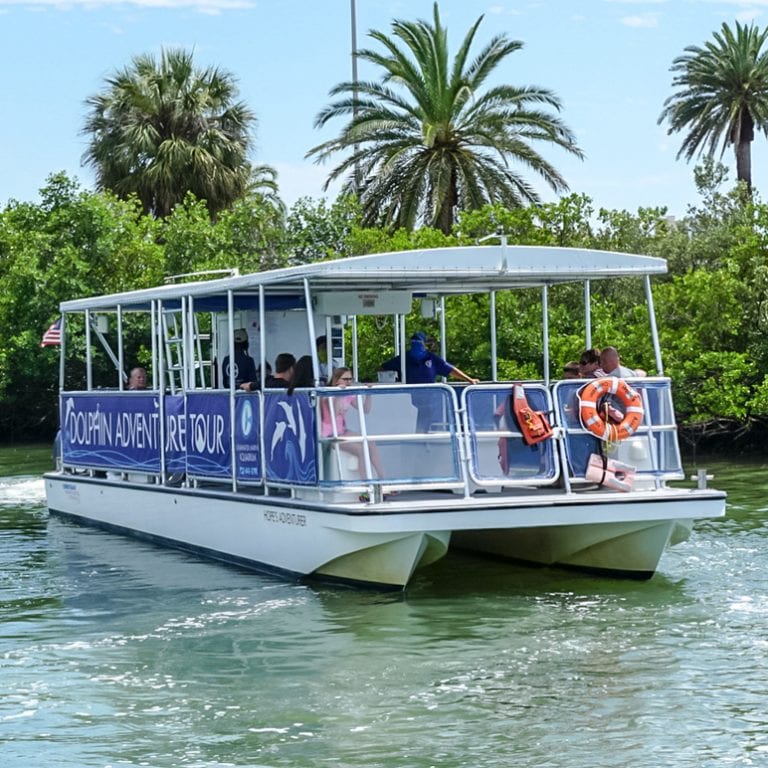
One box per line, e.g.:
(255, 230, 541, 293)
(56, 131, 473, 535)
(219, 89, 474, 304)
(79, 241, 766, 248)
(381, 332, 478, 432)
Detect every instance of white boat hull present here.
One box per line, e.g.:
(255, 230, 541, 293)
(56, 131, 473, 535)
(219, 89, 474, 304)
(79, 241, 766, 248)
(45, 473, 724, 588)
(454, 520, 680, 577)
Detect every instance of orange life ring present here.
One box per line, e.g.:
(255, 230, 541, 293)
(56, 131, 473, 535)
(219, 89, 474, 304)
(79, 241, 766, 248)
(578, 377, 644, 442)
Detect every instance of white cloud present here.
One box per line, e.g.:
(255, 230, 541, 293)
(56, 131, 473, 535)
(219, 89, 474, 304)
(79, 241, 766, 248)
(0, 0, 253, 11)
(697, 0, 768, 11)
(620, 13, 659, 27)
(736, 9, 763, 21)
(486, 3, 521, 15)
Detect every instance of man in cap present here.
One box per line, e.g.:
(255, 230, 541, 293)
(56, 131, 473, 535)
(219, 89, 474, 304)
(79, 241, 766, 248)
(380, 331, 478, 432)
(222, 328, 257, 389)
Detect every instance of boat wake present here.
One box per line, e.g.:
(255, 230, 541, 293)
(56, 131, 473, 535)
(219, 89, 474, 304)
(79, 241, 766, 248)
(0, 475, 46, 507)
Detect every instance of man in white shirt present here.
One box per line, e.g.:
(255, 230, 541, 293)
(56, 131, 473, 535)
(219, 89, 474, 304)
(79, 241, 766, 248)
(316, 335, 343, 384)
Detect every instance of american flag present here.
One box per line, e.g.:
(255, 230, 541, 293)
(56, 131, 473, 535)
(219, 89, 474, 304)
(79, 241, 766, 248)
(40, 318, 62, 347)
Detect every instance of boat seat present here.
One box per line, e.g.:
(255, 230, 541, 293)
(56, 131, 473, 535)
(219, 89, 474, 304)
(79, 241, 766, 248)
(323, 445, 359, 482)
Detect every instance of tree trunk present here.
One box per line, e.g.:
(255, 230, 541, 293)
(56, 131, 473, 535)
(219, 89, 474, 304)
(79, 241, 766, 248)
(436, 168, 457, 235)
(735, 139, 752, 192)
(734, 108, 754, 193)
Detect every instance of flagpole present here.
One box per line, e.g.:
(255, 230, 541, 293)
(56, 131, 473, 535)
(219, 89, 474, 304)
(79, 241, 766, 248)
(351, 0, 360, 194)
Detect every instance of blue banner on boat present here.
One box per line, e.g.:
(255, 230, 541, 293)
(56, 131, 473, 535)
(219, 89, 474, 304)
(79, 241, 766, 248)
(164, 394, 187, 474)
(264, 392, 317, 485)
(60, 393, 161, 471)
(185, 392, 231, 478)
(235, 396, 262, 481)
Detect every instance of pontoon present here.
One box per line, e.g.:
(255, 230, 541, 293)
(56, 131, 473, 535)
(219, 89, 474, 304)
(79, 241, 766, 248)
(44, 244, 726, 588)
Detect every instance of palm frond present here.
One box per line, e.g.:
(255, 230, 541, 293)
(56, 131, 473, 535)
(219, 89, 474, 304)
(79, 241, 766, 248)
(309, 1, 581, 233)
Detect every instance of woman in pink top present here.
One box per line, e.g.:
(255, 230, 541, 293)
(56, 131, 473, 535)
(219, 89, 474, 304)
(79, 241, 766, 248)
(321, 367, 384, 480)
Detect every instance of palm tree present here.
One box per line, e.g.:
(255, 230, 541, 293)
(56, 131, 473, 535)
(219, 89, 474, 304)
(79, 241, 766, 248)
(307, 2, 583, 234)
(247, 164, 286, 215)
(83, 48, 257, 218)
(658, 21, 768, 192)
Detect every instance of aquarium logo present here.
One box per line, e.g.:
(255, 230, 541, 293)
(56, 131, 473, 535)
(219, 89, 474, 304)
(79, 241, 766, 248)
(240, 400, 254, 437)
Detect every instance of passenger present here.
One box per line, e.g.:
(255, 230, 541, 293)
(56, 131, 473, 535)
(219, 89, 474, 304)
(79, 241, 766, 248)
(380, 331, 478, 432)
(321, 367, 385, 480)
(240, 362, 275, 392)
(562, 361, 582, 379)
(316, 335, 343, 385)
(579, 348, 606, 379)
(222, 328, 257, 389)
(381, 332, 477, 385)
(287, 355, 316, 394)
(258, 362, 273, 385)
(127, 366, 148, 390)
(264, 353, 296, 388)
(600, 346, 645, 378)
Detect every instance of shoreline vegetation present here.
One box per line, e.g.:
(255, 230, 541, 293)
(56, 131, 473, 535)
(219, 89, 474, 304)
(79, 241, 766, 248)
(2, 161, 768, 448)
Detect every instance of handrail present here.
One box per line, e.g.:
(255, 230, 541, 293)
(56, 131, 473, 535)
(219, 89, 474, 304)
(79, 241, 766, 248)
(56, 378, 685, 496)
(551, 377, 683, 482)
(461, 383, 561, 488)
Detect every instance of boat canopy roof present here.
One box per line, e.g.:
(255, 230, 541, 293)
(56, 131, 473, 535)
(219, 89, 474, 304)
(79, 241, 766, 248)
(60, 245, 668, 313)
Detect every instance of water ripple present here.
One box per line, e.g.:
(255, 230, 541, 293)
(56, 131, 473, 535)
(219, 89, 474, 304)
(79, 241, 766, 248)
(1, 458, 768, 766)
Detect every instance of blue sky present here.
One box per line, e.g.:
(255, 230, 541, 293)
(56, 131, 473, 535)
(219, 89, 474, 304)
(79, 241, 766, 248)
(1, 0, 766, 217)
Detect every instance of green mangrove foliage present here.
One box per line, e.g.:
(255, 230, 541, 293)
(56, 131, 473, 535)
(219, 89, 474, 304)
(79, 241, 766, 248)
(2, 165, 768, 447)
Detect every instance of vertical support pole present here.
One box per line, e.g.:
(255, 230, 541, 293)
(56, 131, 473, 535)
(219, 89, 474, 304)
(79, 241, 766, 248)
(325, 315, 333, 381)
(439, 296, 447, 361)
(58, 314, 66, 391)
(398, 314, 406, 384)
(645, 275, 664, 375)
(356, 392, 373, 483)
(352, 315, 359, 381)
(257, 288, 267, 493)
(584, 280, 592, 349)
(156, 301, 165, 393)
(490, 290, 498, 382)
(186, 295, 195, 389)
(258, 285, 266, 389)
(180, 295, 188, 391)
(156, 300, 167, 484)
(85, 309, 93, 391)
(542, 285, 550, 386)
(150, 301, 158, 391)
(227, 290, 237, 492)
(117, 305, 124, 390)
(158, 363, 167, 486)
(303, 278, 320, 385)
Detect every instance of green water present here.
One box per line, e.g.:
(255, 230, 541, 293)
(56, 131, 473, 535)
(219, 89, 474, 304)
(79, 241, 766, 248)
(1, 448, 767, 767)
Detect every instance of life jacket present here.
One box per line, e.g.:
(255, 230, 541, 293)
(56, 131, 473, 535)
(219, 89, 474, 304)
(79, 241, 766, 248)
(496, 385, 553, 474)
(511, 384, 553, 446)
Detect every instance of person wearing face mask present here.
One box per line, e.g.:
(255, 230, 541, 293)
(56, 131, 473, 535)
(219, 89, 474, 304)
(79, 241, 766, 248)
(380, 331, 478, 432)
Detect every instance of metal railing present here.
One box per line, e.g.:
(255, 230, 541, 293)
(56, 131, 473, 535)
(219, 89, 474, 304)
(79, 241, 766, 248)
(58, 378, 684, 497)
